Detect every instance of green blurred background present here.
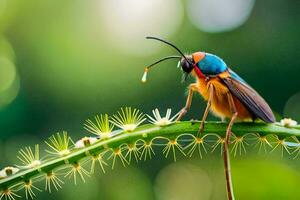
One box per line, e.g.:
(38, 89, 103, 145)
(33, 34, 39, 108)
(0, 0, 300, 199)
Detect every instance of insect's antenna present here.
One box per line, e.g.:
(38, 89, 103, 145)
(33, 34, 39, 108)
(147, 55, 181, 69)
(146, 36, 191, 65)
(141, 55, 181, 83)
(142, 36, 192, 83)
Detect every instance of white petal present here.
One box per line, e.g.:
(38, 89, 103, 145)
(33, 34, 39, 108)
(147, 114, 157, 123)
(166, 109, 171, 119)
(75, 137, 98, 148)
(75, 140, 85, 148)
(155, 109, 162, 121)
(0, 170, 6, 178)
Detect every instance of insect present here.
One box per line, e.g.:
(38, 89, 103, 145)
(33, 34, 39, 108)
(142, 36, 275, 131)
(141, 36, 275, 200)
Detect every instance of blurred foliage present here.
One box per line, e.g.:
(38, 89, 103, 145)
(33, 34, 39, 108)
(0, 0, 299, 199)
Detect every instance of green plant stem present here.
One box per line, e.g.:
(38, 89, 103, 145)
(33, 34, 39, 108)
(1, 121, 300, 190)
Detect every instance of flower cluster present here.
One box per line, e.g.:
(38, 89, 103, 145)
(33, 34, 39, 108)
(0, 107, 299, 200)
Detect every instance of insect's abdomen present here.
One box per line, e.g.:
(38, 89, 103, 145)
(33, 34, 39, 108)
(196, 76, 252, 121)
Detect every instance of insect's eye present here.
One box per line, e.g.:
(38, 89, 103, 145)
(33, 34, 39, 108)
(181, 60, 193, 73)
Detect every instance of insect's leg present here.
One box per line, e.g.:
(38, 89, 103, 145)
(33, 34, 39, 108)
(223, 92, 238, 200)
(176, 83, 198, 121)
(198, 84, 214, 133)
(226, 93, 238, 144)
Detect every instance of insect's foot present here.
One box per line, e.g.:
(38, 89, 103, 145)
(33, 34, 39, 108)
(198, 121, 205, 134)
(197, 125, 204, 135)
(190, 119, 198, 125)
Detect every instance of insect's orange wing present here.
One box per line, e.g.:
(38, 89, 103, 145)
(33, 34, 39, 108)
(222, 69, 275, 123)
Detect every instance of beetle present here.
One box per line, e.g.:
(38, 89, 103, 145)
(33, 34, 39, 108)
(141, 36, 275, 200)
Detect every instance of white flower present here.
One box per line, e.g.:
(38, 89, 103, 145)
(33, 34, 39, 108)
(147, 108, 179, 126)
(0, 167, 19, 178)
(280, 118, 298, 128)
(75, 137, 98, 149)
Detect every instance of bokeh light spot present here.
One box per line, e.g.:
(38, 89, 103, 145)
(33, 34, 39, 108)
(154, 162, 212, 200)
(0, 56, 16, 92)
(0, 56, 19, 109)
(233, 159, 300, 199)
(0, 74, 20, 109)
(187, 0, 255, 33)
(0, 36, 15, 61)
(99, 0, 184, 56)
(61, 167, 153, 200)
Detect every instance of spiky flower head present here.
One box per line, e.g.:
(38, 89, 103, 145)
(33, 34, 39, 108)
(0, 187, 20, 200)
(147, 108, 179, 126)
(280, 118, 298, 128)
(75, 137, 98, 149)
(0, 167, 19, 179)
(45, 131, 71, 156)
(64, 162, 90, 185)
(45, 171, 64, 193)
(110, 107, 146, 132)
(84, 114, 114, 139)
(17, 144, 41, 169)
(20, 179, 41, 199)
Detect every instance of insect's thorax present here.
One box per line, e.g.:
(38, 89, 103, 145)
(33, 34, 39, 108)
(196, 53, 227, 76)
(192, 70, 252, 120)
